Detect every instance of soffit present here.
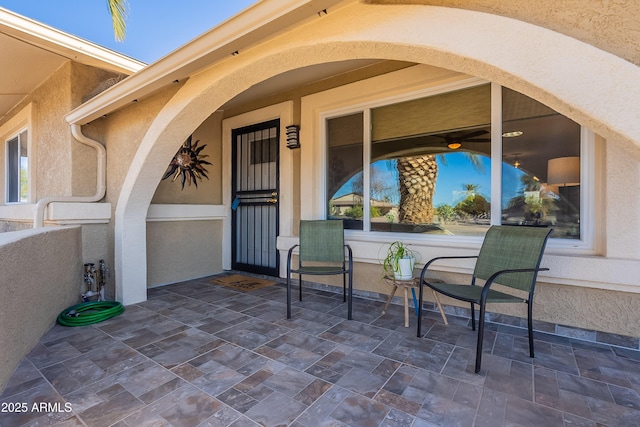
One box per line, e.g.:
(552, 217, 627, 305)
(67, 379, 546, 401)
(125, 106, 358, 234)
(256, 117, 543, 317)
(65, 0, 351, 125)
(0, 32, 66, 122)
(0, 7, 144, 124)
(221, 59, 383, 110)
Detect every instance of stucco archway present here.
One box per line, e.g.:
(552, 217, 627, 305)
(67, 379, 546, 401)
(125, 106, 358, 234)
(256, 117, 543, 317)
(114, 3, 640, 304)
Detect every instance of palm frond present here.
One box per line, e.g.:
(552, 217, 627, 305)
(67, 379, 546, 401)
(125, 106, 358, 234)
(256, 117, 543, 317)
(107, 0, 129, 42)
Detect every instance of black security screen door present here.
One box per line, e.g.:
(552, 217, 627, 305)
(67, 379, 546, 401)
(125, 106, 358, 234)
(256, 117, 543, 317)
(231, 119, 280, 276)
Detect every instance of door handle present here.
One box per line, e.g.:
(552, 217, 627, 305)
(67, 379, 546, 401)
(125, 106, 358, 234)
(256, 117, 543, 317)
(267, 198, 278, 204)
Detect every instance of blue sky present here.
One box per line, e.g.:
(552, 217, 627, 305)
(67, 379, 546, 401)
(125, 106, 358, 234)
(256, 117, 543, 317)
(0, 0, 256, 63)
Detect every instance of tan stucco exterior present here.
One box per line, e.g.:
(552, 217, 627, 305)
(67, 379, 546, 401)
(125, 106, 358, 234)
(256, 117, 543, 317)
(3, 0, 640, 392)
(366, 0, 640, 66)
(78, 1, 640, 325)
(0, 62, 120, 199)
(0, 227, 81, 391)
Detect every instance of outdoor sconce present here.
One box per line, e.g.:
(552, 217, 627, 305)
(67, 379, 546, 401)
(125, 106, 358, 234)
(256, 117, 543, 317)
(286, 125, 300, 149)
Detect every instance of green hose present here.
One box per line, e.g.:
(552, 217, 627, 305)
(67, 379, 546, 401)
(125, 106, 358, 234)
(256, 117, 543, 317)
(57, 300, 125, 326)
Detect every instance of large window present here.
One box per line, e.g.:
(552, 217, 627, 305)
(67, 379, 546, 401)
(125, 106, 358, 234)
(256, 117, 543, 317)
(501, 88, 581, 239)
(326, 83, 588, 241)
(6, 129, 29, 203)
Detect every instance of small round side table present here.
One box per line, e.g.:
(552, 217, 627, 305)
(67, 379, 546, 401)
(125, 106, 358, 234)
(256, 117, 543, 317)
(382, 275, 448, 327)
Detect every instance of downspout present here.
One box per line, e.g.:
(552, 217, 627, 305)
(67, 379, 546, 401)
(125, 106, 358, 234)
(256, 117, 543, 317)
(33, 124, 106, 228)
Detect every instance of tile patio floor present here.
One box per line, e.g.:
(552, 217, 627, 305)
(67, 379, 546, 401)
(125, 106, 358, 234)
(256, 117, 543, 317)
(2, 273, 640, 427)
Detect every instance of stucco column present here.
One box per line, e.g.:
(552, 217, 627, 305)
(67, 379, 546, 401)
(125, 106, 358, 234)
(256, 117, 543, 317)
(115, 212, 148, 304)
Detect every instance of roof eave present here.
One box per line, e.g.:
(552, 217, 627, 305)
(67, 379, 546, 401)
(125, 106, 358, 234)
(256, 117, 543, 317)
(0, 7, 145, 74)
(65, 0, 347, 125)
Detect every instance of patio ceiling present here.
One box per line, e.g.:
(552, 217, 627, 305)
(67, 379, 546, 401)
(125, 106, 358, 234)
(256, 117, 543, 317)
(221, 59, 383, 110)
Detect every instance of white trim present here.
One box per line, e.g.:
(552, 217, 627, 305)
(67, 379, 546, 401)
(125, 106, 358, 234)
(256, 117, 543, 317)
(146, 204, 227, 222)
(310, 67, 487, 223)
(65, 0, 346, 126)
(222, 101, 294, 272)
(490, 82, 502, 225)
(0, 202, 111, 224)
(302, 65, 597, 254)
(0, 7, 144, 73)
(1, 104, 33, 204)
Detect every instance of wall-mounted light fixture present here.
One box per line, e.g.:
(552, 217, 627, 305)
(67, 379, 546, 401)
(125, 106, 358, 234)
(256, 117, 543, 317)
(286, 125, 300, 149)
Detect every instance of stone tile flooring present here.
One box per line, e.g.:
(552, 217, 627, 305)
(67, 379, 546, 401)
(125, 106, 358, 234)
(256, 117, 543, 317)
(2, 273, 640, 426)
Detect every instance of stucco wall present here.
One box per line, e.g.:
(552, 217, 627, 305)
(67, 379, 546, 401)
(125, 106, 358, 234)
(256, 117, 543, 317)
(86, 84, 184, 207)
(0, 227, 82, 393)
(365, 0, 640, 66)
(151, 112, 222, 204)
(78, 1, 640, 339)
(146, 220, 223, 287)
(78, 83, 184, 289)
(0, 62, 119, 201)
(280, 61, 640, 338)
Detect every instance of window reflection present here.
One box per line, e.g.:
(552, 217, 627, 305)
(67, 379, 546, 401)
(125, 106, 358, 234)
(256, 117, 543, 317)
(501, 88, 581, 238)
(325, 84, 583, 239)
(327, 112, 364, 229)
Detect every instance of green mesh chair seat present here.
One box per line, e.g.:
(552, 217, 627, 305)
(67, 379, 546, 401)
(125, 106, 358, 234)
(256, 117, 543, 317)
(417, 225, 553, 373)
(286, 220, 353, 320)
(428, 282, 527, 304)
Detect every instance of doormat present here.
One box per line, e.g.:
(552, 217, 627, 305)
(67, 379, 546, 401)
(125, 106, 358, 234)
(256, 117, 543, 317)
(211, 274, 276, 292)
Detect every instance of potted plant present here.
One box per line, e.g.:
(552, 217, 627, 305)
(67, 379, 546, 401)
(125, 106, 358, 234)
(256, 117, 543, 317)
(382, 241, 418, 280)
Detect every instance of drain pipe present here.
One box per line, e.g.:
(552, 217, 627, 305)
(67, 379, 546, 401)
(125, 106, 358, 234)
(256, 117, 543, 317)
(34, 124, 106, 228)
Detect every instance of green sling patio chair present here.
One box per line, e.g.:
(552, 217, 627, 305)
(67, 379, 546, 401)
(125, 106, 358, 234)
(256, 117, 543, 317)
(286, 220, 353, 320)
(417, 225, 553, 373)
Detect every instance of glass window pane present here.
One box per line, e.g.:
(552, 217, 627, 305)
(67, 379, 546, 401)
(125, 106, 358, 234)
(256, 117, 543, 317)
(501, 88, 581, 238)
(19, 130, 28, 202)
(327, 112, 364, 230)
(370, 85, 491, 236)
(6, 135, 19, 203)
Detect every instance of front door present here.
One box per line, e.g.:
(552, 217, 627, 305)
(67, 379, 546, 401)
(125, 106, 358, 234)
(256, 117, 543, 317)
(231, 119, 280, 276)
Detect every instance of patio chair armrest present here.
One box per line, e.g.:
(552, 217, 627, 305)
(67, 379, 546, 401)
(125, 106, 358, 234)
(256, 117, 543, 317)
(419, 255, 479, 283)
(286, 244, 300, 272)
(485, 266, 549, 284)
(345, 244, 353, 271)
(480, 267, 549, 300)
(344, 244, 353, 258)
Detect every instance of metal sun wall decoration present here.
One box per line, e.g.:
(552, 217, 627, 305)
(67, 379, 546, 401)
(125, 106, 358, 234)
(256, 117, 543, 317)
(162, 135, 212, 190)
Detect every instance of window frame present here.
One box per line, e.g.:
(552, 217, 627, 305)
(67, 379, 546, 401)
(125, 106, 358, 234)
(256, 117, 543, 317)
(1, 104, 33, 206)
(318, 78, 596, 254)
(5, 128, 30, 204)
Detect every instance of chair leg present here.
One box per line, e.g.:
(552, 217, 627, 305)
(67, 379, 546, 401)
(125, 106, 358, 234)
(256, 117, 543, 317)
(286, 271, 292, 319)
(299, 274, 303, 301)
(347, 271, 353, 320)
(528, 300, 535, 358)
(475, 302, 486, 374)
(470, 303, 476, 331)
(342, 272, 347, 303)
(417, 279, 424, 337)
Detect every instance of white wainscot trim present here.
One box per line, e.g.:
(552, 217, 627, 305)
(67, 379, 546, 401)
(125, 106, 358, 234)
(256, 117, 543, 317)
(146, 204, 227, 222)
(0, 204, 36, 221)
(0, 202, 111, 224)
(47, 202, 111, 224)
(276, 234, 640, 294)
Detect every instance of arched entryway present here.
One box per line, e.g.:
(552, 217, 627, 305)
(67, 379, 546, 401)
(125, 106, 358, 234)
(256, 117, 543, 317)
(114, 3, 640, 304)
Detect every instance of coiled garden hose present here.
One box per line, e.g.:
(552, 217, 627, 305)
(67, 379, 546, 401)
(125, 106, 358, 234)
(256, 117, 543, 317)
(57, 300, 125, 326)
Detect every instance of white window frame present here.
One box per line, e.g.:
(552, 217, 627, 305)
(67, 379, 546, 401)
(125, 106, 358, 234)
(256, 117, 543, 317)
(308, 69, 596, 254)
(1, 103, 34, 205)
(5, 128, 29, 204)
